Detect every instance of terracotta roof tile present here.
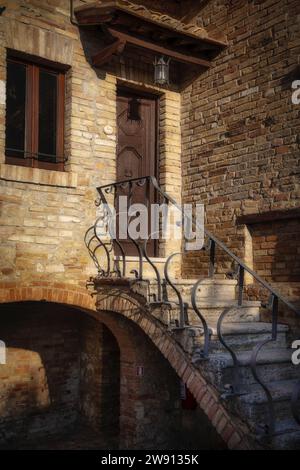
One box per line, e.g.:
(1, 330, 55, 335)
(118, 0, 212, 41)
(75, 1, 227, 46)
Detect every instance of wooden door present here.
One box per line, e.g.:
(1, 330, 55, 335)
(116, 88, 158, 256)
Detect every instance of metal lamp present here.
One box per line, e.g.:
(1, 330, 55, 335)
(154, 56, 170, 86)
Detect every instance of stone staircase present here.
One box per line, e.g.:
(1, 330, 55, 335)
(87, 176, 300, 449)
(148, 278, 300, 449)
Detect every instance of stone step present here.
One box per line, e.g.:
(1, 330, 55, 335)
(169, 279, 238, 302)
(274, 418, 300, 436)
(193, 279, 238, 301)
(240, 378, 298, 405)
(166, 300, 261, 328)
(271, 420, 300, 450)
(122, 274, 298, 449)
(193, 322, 289, 353)
(237, 379, 299, 426)
(272, 430, 300, 450)
(232, 385, 300, 450)
(149, 278, 238, 303)
(242, 401, 293, 434)
(208, 349, 297, 387)
(188, 300, 261, 326)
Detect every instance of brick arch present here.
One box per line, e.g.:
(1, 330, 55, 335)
(0, 282, 96, 312)
(80, 311, 143, 449)
(0, 282, 146, 448)
(95, 293, 252, 450)
(0, 282, 140, 373)
(0, 282, 250, 449)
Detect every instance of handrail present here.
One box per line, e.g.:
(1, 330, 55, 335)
(150, 176, 299, 315)
(86, 175, 300, 436)
(96, 175, 300, 316)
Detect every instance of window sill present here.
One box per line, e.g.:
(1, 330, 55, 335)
(0, 163, 77, 188)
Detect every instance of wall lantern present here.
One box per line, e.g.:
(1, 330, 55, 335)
(154, 55, 170, 86)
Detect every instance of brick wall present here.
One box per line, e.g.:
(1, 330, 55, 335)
(250, 218, 300, 283)
(0, 302, 175, 448)
(97, 309, 184, 450)
(0, 302, 81, 446)
(181, 0, 300, 280)
(80, 317, 120, 436)
(0, 0, 110, 287)
(0, 300, 225, 449)
(0, 0, 182, 289)
(0, 303, 121, 447)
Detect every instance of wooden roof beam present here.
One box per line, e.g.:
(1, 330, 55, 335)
(107, 27, 212, 68)
(92, 38, 126, 66)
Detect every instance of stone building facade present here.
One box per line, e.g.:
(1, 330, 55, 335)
(0, 0, 195, 449)
(0, 0, 299, 450)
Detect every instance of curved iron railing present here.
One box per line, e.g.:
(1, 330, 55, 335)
(85, 175, 300, 436)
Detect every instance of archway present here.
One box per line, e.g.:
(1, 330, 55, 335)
(0, 301, 121, 449)
(0, 299, 226, 450)
(0, 283, 248, 449)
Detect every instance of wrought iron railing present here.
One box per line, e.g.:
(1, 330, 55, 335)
(85, 175, 300, 439)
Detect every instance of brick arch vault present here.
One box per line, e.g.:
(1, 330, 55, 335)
(0, 282, 251, 449)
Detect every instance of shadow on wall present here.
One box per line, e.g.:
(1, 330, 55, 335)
(0, 346, 51, 415)
(247, 217, 300, 338)
(180, 407, 226, 450)
(0, 301, 226, 450)
(77, 27, 190, 92)
(0, 302, 81, 446)
(0, 302, 120, 448)
(250, 218, 300, 284)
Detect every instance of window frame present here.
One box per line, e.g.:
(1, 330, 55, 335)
(5, 51, 66, 171)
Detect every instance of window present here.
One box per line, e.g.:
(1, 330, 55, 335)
(5, 52, 66, 171)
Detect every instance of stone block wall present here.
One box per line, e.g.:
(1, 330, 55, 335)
(0, 0, 110, 287)
(0, 0, 183, 290)
(181, 0, 300, 282)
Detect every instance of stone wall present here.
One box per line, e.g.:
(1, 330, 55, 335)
(0, 302, 81, 446)
(181, 0, 300, 282)
(0, 0, 182, 289)
(0, 302, 121, 447)
(0, 0, 107, 287)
